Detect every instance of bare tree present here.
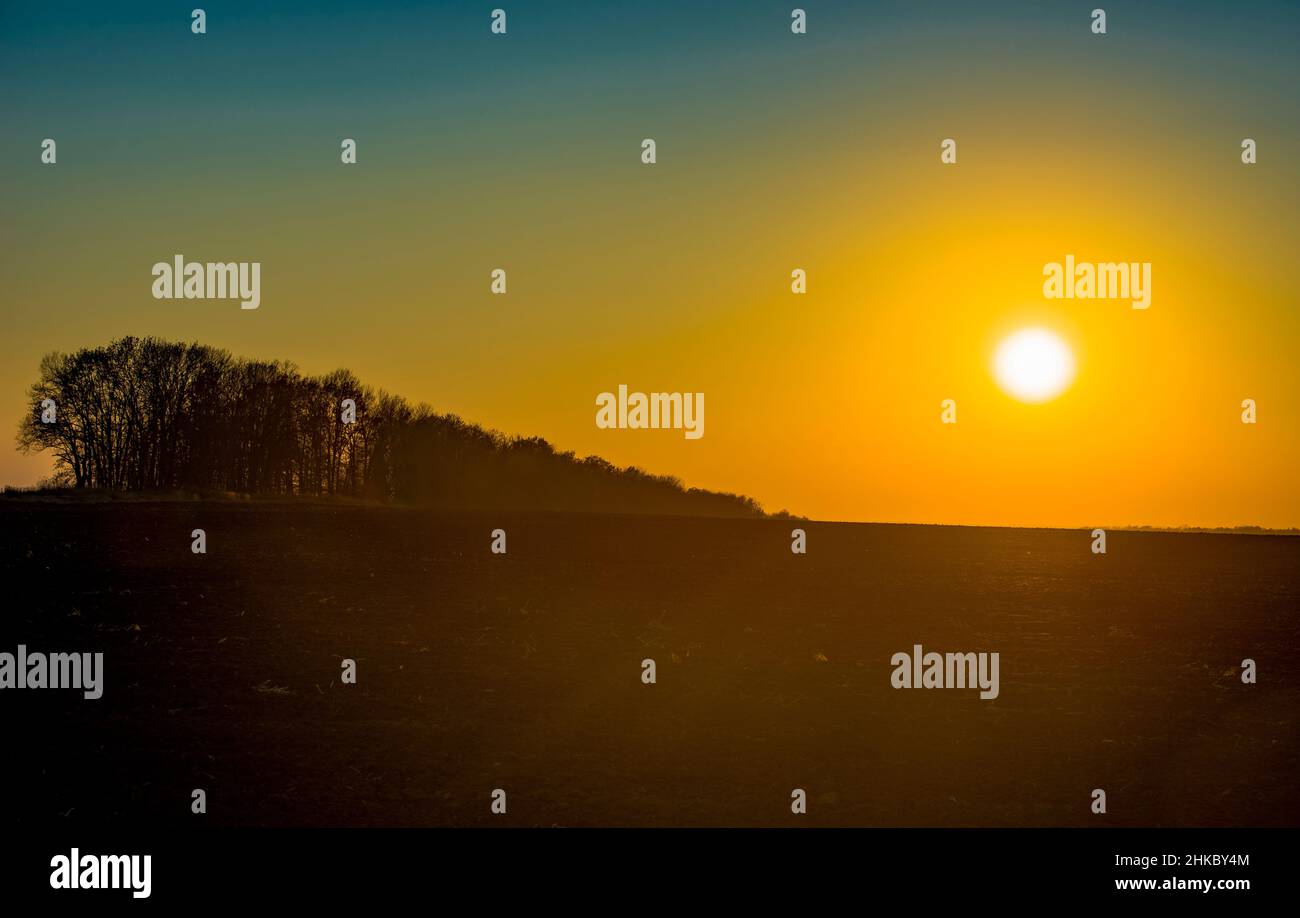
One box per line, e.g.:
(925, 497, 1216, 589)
(15, 336, 764, 517)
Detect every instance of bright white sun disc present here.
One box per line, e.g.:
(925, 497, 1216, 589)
(993, 328, 1075, 403)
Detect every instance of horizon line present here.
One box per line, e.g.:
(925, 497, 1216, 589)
(2, 487, 1296, 536)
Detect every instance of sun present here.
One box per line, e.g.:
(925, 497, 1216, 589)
(993, 328, 1075, 403)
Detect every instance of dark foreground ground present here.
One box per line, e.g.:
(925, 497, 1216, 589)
(1, 499, 1297, 827)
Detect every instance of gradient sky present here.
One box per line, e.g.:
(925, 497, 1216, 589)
(2, 1, 1297, 527)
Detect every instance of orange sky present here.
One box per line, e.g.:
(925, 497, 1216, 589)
(2, 2, 1296, 528)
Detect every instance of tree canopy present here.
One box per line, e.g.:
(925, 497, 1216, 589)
(16, 336, 765, 518)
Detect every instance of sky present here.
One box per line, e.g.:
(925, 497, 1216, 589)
(2, 1, 1297, 528)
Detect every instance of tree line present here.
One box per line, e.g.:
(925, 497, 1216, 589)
(15, 336, 767, 517)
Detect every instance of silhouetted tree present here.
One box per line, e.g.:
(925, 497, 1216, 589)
(16, 336, 765, 518)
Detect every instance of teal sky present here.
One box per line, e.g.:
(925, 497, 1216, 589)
(2, 1, 1297, 527)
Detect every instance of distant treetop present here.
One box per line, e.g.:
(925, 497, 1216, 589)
(15, 336, 765, 518)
